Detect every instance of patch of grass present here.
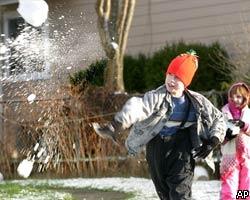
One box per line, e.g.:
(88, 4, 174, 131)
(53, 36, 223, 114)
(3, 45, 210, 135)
(124, 192, 135, 200)
(0, 182, 74, 200)
(0, 183, 23, 197)
(84, 187, 135, 199)
(0, 181, 134, 200)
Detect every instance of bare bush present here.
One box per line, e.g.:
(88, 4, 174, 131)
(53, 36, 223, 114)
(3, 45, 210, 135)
(0, 84, 148, 178)
(218, 19, 250, 85)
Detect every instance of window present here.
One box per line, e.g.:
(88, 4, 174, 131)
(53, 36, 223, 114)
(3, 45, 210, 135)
(1, 10, 50, 81)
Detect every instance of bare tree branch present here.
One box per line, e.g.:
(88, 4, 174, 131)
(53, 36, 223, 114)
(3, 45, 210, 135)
(96, 0, 136, 92)
(120, 0, 136, 59)
(96, 0, 114, 58)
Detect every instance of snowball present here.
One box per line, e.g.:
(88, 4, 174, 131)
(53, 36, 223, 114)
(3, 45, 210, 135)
(17, 159, 34, 178)
(27, 93, 36, 103)
(17, 0, 49, 27)
(0, 45, 8, 54)
(111, 42, 118, 49)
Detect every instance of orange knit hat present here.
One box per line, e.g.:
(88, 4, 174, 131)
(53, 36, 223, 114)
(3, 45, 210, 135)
(166, 50, 198, 87)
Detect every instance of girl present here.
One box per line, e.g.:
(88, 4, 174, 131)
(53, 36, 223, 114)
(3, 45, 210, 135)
(220, 82, 250, 200)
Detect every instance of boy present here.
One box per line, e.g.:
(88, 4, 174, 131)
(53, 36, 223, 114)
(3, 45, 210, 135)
(93, 50, 225, 199)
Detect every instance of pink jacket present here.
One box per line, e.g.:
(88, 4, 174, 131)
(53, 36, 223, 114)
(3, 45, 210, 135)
(220, 82, 250, 199)
(222, 104, 250, 134)
(220, 103, 250, 176)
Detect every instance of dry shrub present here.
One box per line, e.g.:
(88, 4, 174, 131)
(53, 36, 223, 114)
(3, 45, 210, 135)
(0, 140, 13, 179)
(1, 84, 149, 178)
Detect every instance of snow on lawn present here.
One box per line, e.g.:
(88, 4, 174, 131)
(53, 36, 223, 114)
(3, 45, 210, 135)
(9, 177, 220, 200)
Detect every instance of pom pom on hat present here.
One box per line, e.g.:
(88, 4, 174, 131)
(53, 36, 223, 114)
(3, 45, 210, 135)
(166, 49, 198, 87)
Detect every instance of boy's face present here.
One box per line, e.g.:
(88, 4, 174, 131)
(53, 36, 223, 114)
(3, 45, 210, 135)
(231, 93, 244, 107)
(165, 73, 185, 97)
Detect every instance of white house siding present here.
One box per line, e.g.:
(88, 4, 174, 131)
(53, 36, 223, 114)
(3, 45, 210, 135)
(1, 0, 250, 60)
(46, 0, 250, 59)
(128, 0, 250, 56)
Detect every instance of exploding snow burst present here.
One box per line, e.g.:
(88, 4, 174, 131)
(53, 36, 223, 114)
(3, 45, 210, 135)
(0, 10, 102, 83)
(0, 10, 103, 101)
(0, 10, 104, 177)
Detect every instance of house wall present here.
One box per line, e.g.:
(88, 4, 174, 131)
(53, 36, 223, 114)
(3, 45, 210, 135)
(1, 0, 250, 66)
(1, 0, 244, 70)
(128, 0, 250, 55)
(47, 0, 250, 57)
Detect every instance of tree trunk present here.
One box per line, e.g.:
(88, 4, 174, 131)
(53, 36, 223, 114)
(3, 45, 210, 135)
(96, 0, 136, 93)
(105, 53, 124, 92)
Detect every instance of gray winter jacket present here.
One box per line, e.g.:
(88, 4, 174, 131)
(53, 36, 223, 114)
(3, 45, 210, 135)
(115, 85, 226, 170)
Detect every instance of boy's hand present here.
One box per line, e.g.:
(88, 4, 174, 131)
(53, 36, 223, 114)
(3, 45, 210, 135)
(193, 136, 220, 159)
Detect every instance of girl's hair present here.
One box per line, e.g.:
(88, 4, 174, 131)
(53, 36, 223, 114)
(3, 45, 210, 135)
(229, 83, 250, 107)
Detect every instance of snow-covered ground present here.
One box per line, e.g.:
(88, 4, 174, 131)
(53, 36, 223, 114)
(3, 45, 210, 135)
(10, 177, 220, 200)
